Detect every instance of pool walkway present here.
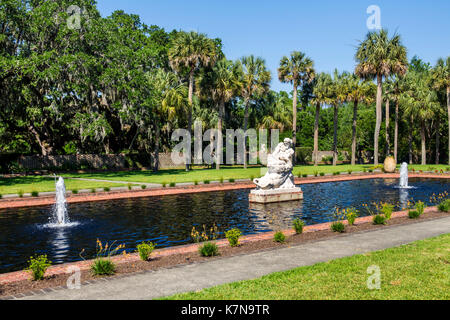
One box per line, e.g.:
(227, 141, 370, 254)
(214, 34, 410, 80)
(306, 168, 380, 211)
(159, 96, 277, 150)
(19, 215, 450, 300)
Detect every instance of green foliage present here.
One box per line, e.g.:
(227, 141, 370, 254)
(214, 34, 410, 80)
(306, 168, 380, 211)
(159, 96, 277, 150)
(381, 203, 395, 220)
(314, 171, 319, 177)
(194, 180, 199, 185)
(302, 174, 308, 178)
(91, 258, 116, 276)
(199, 242, 219, 257)
(204, 180, 210, 185)
(331, 222, 345, 233)
(408, 210, 420, 219)
(320, 172, 325, 176)
(346, 208, 359, 226)
(31, 190, 39, 197)
(26, 255, 52, 281)
(274, 231, 286, 243)
(72, 189, 79, 195)
(169, 182, 176, 188)
(103, 187, 110, 192)
(293, 218, 306, 234)
(373, 214, 387, 225)
(229, 178, 235, 183)
(415, 201, 426, 216)
(348, 170, 352, 175)
(225, 228, 242, 247)
(142, 185, 147, 190)
(219, 177, 224, 184)
(91, 188, 96, 193)
(438, 199, 450, 212)
(128, 183, 133, 191)
(137, 242, 157, 261)
(18, 190, 24, 198)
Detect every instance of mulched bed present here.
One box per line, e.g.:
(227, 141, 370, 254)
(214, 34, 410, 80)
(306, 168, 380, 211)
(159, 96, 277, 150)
(1, 209, 448, 298)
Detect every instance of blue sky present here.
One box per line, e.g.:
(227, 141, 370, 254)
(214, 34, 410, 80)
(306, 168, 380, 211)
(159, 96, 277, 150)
(97, 0, 450, 92)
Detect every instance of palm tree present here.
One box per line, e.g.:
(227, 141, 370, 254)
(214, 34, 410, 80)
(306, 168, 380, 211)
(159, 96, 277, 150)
(330, 70, 349, 166)
(199, 59, 242, 170)
(401, 70, 439, 165)
(278, 52, 315, 154)
(238, 55, 271, 169)
(311, 73, 333, 166)
(355, 29, 408, 165)
(384, 77, 402, 162)
(431, 57, 450, 164)
(345, 74, 375, 165)
(259, 92, 292, 131)
(168, 31, 218, 170)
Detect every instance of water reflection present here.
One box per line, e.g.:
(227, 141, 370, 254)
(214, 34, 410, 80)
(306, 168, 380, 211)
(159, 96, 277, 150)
(249, 201, 303, 230)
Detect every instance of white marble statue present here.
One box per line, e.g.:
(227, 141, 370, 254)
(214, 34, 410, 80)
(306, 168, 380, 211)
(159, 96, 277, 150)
(253, 138, 296, 190)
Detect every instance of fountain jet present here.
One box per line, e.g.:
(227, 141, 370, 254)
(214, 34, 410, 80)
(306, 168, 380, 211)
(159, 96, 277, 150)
(54, 177, 69, 225)
(399, 163, 409, 188)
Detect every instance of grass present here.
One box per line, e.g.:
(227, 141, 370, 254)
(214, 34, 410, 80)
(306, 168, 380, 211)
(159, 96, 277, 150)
(0, 176, 132, 195)
(163, 234, 450, 300)
(1, 164, 448, 196)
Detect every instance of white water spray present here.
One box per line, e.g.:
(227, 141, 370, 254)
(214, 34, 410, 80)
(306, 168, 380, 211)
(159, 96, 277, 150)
(399, 163, 409, 188)
(53, 177, 69, 225)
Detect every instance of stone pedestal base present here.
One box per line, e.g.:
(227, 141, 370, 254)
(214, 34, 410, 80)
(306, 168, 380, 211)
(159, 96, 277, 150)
(249, 188, 303, 204)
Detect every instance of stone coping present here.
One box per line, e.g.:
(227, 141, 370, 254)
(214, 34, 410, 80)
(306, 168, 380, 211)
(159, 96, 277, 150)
(0, 173, 448, 210)
(0, 206, 442, 286)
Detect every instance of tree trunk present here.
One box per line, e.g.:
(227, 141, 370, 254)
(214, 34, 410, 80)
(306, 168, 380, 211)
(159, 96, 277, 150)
(243, 98, 250, 169)
(409, 117, 413, 164)
(154, 118, 160, 172)
(351, 100, 358, 166)
(313, 102, 320, 166)
(385, 99, 390, 157)
(186, 69, 195, 172)
(394, 100, 399, 163)
(29, 126, 48, 156)
(436, 116, 440, 165)
(216, 101, 225, 170)
(447, 86, 450, 165)
(333, 105, 338, 166)
(292, 83, 298, 165)
(421, 120, 426, 165)
(374, 74, 383, 165)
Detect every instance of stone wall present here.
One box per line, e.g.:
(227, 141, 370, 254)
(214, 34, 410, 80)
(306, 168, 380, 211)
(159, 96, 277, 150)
(18, 154, 128, 170)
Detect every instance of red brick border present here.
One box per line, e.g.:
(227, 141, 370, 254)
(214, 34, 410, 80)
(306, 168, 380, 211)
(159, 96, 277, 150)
(0, 206, 441, 285)
(1, 173, 448, 210)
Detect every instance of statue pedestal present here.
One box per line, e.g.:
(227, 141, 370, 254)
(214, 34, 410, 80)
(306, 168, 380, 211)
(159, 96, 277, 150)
(249, 188, 303, 204)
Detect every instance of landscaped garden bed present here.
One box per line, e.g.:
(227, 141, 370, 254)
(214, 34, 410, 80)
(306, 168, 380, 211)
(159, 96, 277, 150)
(1, 205, 448, 299)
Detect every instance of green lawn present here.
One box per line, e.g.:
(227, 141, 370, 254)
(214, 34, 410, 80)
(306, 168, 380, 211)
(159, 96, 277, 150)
(0, 176, 132, 195)
(1, 164, 448, 196)
(163, 234, 450, 300)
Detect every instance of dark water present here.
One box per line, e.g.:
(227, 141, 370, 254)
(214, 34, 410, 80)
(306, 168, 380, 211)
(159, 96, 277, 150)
(0, 178, 448, 274)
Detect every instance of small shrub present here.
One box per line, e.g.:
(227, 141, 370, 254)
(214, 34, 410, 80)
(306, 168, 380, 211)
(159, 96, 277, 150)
(199, 242, 219, 257)
(103, 187, 110, 192)
(438, 199, 450, 212)
(229, 178, 235, 183)
(136, 242, 156, 261)
(302, 174, 308, 178)
(91, 258, 116, 276)
(381, 203, 395, 220)
(141, 185, 147, 190)
(368, 169, 373, 173)
(320, 172, 325, 176)
(293, 219, 305, 234)
(128, 183, 133, 191)
(314, 171, 319, 177)
(225, 228, 242, 247)
(194, 180, 199, 186)
(373, 214, 387, 225)
(348, 170, 353, 175)
(204, 180, 210, 185)
(363, 168, 367, 173)
(191, 224, 219, 243)
(31, 190, 39, 197)
(250, 175, 255, 181)
(416, 201, 426, 216)
(346, 209, 359, 226)
(91, 188, 96, 193)
(18, 190, 24, 198)
(72, 189, 79, 195)
(408, 210, 420, 219)
(26, 255, 52, 281)
(331, 222, 345, 233)
(297, 172, 302, 178)
(162, 182, 167, 188)
(169, 182, 176, 188)
(0, 194, 2, 199)
(274, 231, 286, 243)
(219, 177, 224, 184)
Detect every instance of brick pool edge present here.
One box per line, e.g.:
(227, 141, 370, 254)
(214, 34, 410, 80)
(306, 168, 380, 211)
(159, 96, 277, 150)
(1, 173, 448, 210)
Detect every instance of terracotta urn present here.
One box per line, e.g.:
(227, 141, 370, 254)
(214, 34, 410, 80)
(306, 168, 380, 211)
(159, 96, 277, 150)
(384, 156, 396, 173)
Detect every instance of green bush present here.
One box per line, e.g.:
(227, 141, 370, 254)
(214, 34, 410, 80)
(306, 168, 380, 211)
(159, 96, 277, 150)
(128, 183, 133, 191)
(331, 222, 345, 233)
(0, 194, 2, 199)
(136, 242, 156, 261)
(18, 190, 24, 198)
(438, 199, 450, 212)
(381, 203, 395, 220)
(348, 170, 353, 175)
(302, 174, 308, 178)
(31, 190, 39, 197)
(103, 187, 110, 192)
(373, 214, 387, 225)
(293, 219, 305, 234)
(408, 210, 420, 219)
(346, 209, 359, 226)
(274, 231, 286, 243)
(297, 172, 302, 178)
(169, 182, 176, 188)
(194, 180, 199, 186)
(219, 177, 224, 184)
(91, 188, 96, 193)
(250, 176, 255, 181)
(142, 185, 147, 190)
(314, 171, 319, 177)
(91, 258, 116, 276)
(225, 228, 242, 247)
(416, 201, 426, 216)
(26, 255, 52, 281)
(229, 178, 235, 183)
(320, 172, 325, 176)
(204, 180, 210, 185)
(72, 189, 79, 195)
(199, 242, 219, 257)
